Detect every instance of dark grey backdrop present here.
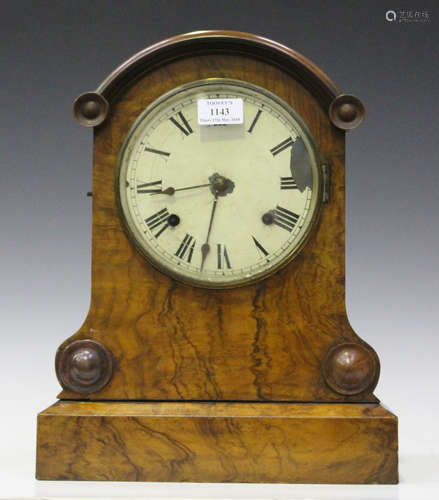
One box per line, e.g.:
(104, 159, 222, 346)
(1, 1, 438, 491)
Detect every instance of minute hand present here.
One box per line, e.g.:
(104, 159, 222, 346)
(151, 183, 211, 196)
(200, 194, 219, 271)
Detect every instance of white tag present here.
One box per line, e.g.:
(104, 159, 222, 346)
(197, 98, 243, 125)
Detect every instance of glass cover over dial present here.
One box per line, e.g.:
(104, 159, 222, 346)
(117, 79, 322, 288)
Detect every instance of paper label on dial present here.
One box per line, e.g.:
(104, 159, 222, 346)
(197, 98, 243, 125)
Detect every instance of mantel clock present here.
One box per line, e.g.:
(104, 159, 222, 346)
(36, 31, 398, 484)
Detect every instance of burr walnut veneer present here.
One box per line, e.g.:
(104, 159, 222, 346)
(36, 31, 398, 483)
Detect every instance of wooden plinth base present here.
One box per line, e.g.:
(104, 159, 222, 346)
(36, 401, 398, 483)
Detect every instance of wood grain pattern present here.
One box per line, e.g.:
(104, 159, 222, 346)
(36, 401, 398, 483)
(57, 46, 379, 402)
(37, 34, 398, 484)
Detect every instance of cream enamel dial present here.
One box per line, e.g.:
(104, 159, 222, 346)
(117, 79, 322, 288)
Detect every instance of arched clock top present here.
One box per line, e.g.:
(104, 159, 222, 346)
(72, 31, 365, 130)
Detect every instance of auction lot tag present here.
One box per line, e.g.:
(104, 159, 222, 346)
(197, 98, 243, 125)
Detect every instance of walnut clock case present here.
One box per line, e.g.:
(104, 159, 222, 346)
(36, 31, 398, 483)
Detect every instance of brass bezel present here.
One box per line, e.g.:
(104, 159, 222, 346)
(115, 78, 324, 289)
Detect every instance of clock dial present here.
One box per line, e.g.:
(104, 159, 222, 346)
(117, 79, 322, 288)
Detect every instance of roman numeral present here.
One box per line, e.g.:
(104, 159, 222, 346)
(136, 180, 162, 194)
(170, 111, 193, 136)
(217, 244, 231, 269)
(247, 109, 262, 133)
(175, 234, 196, 262)
(274, 206, 299, 232)
(270, 137, 294, 156)
(252, 236, 269, 257)
(145, 146, 170, 157)
(144, 208, 170, 238)
(280, 177, 298, 190)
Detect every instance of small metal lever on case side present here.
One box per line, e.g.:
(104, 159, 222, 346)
(322, 164, 331, 204)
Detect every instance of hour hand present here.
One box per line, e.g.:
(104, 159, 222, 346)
(151, 183, 211, 196)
